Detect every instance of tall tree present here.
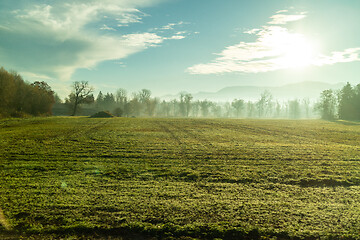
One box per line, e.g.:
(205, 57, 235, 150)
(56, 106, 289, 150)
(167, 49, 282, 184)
(96, 91, 104, 109)
(129, 93, 141, 116)
(115, 88, 128, 116)
(211, 104, 222, 118)
(179, 92, 186, 117)
(147, 98, 159, 117)
(184, 94, 193, 117)
(115, 88, 127, 106)
(192, 101, 200, 117)
(139, 89, 151, 103)
(0, 67, 17, 114)
(256, 90, 273, 118)
(103, 92, 116, 110)
(68, 81, 94, 116)
(139, 89, 151, 116)
(302, 98, 310, 118)
(54, 93, 62, 104)
(288, 99, 301, 119)
(158, 100, 171, 117)
(274, 101, 282, 118)
(231, 99, 245, 118)
(223, 102, 232, 118)
(338, 82, 355, 120)
(316, 89, 337, 120)
(179, 92, 193, 117)
(353, 84, 360, 120)
(200, 100, 212, 117)
(246, 101, 255, 118)
(30, 81, 55, 115)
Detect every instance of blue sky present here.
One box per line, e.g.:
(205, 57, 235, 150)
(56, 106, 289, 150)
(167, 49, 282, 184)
(1, 0, 360, 98)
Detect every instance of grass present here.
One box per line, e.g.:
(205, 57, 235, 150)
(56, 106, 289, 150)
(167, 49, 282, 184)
(1, 117, 360, 239)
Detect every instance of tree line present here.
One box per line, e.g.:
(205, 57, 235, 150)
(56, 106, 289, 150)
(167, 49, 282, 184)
(58, 81, 317, 119)
(316, 82, 360, 121)
(0, 67, 55, 117)
(2, 66, 360, 121)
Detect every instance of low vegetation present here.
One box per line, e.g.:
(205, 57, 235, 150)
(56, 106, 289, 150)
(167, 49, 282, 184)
(1, 117, 360, 239)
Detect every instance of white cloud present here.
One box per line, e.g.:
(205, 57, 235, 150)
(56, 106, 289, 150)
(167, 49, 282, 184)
(121, 32, 164, 47)
(161, 23, 176, 30)
(243, 28, 260, 35)
(100, 24, 117, 31)
(268, 13, 306, 25)
(276, 10, 288, 14)
(116, 9, 148, 27)
(160, 21, 185, 30)
(187, 10, 360, 75)
(0, 0, 186, 82)
(314, 48, 360, 66)
(20, 72, 53, 80)
(167, 35, 186, 40)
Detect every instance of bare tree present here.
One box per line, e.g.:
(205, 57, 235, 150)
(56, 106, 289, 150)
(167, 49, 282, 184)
(179, 92, 186, 117)
(192, 100, 200, 117)
(115, 88, 128, 105)
(274, 101, 282, 118)
(139, 89, 151, 103)
(179, 92, 193, 117)
(184, 94, 193, 117)
(302, 98, 310, 118)
(68, 81, 94, 116)
(256, 90, 273, 118)
(138, 89, 152, 116)
(129, 93, 141, 116)
(147, 98, 159, 116)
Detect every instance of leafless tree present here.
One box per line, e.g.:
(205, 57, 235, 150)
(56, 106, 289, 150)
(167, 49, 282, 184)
(68, 81, 94, 116)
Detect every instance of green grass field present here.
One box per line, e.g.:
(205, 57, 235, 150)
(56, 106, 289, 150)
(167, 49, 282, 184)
(1, 117, 360, 239)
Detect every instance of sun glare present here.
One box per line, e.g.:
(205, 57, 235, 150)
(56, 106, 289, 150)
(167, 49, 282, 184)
(276, 34, 318, 69)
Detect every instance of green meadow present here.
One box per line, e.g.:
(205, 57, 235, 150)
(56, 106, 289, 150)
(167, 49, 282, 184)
(1, 117, 360, 239)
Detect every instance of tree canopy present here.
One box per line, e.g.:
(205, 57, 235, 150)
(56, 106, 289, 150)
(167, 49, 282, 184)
(0, 67, 55, 117)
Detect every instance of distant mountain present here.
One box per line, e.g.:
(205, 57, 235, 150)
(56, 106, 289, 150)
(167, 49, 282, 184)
(162, 81, 345, 102)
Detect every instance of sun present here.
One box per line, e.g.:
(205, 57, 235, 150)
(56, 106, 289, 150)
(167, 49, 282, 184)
(276, 34, 318, 69)
(260, 27, 319, 70)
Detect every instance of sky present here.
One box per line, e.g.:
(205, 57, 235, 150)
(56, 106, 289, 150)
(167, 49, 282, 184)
(1, 0, 360, 99)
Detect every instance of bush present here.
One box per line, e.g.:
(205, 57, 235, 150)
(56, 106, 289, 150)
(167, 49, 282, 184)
(90, 111, 114, 118)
